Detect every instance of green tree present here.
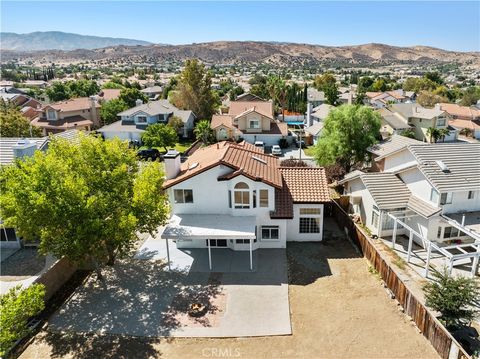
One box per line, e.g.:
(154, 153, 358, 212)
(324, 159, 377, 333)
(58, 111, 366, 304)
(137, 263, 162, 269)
(141, 123, 179, 151)
(438, 128, 451, 142)
(401, 128, 416, 139)
(119, 88, 148, 108)
(460, 86, 480, 106)
(314, 73, 336, 91)
(100, 98, 128, 125)
(168, 115, 185, 134)
(324, 83, 339, 106)
(358, 76, 374, 92)
(424, 71, 444, 85)
(194, 120, 214, 144)
(426, 127, 441, 143)
(0, 135, 169, 278)
(0, 284, 45, 356)
(314, 105, 381, 171)
(102, 81, 125, 89)
(170, 59, 218, 119)
(0, 100, 42, 137)
(424, 269, 479, 329)
(372, 78, 387, 92)
(45, 81, 70, 101)
(417, 91, 448, 108)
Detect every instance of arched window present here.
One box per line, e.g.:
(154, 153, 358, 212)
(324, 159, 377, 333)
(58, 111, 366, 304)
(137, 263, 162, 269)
(234, 182, 250, 208)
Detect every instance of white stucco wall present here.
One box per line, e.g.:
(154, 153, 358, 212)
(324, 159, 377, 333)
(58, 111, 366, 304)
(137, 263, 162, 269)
(398, 167, 435, 205)
(382, 148, 417, 171)
(101, 131, 143, 142)
(442, 190, 480, 214)
(286, 204, 324, 241)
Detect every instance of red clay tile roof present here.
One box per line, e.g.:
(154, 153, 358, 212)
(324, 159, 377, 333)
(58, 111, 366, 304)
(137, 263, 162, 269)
(279, 167, 330, 203)
(44, 97, 100, 112)
(31, 115, 93, 130)
(211, 114, 235, 129)
(228, 101, 274, 119)
(270, 180, 294, 219)
(440, 103, 480, 119)
(99, 89, 122, 101)
(163, 141, 282, 189)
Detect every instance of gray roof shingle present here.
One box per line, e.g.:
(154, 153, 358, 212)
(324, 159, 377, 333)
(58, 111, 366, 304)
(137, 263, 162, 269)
(360, 173, 411, 210)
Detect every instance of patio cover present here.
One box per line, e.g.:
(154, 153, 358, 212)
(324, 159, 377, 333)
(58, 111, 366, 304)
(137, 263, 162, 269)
(161, 214, 257, 240)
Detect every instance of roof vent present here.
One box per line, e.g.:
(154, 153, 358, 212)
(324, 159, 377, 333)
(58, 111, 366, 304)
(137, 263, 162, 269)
(252, 156, 267, 165)
(436, 160, 450, 173)
(189, 162, 199, 170)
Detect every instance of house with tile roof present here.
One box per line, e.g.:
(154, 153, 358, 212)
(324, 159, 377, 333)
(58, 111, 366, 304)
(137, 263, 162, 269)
(211, 99, 288, 147)
(339, 143, 480, 248)
(97, 99, 195, 142)
(31, 96, 101, 135)
(378, 103, 458, 142)
(439, 103, 480, 139)
(160, 141, 330, 269)
(365, 89, 415, 109)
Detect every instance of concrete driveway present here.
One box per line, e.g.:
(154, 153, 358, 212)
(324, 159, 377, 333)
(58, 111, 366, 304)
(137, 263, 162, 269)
(49, 235, 291, 338)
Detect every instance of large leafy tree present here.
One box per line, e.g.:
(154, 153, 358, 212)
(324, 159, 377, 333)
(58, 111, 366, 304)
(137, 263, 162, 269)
(424, 269, 479, 329)
(194, 120, 214, 144)
(416, 91, 448, 108)
(141, 123, 178, 151)
(118, 88, 148, 108)
(170, 59, 219, 119)
(0, 100, 42, 137)
(314, 73, 336, 91)
(0, 284, 45, 356)
(324, 83, 339, 106)
(314, 105, 381, 171)
(45, 80, 100, 102)
(100, 98, 129, 125)
(0, 135, 169, 278)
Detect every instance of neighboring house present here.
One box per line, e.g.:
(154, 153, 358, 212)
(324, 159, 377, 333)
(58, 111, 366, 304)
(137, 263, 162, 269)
(98, 89, 122, 102)
(440, 103, 480, 139)
(97, 99, 195, 142)
(160, 141, 330, 269)
(0, 130, 80, 249)
(339, 143, 480, 246)
(31, 97, 101, 135)
(310, 104, 333, 124)
(235, 93, 267, 102)
(0, 88, 43, 121)
(306, 87, 325, 108)
(305, 121, 324, 145)
(365, 89, 415, 109)
(378, 103, 458, 142)
(140, 86, 163, 101)
(211, 100, 288, 146)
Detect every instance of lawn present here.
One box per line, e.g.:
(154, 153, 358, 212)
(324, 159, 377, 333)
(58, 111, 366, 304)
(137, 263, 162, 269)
(139, 140, 194, 154)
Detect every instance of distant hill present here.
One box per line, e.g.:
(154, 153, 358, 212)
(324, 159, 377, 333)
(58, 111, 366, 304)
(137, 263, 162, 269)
(2, 39, 478, 67)
(0, 31, 152, 51)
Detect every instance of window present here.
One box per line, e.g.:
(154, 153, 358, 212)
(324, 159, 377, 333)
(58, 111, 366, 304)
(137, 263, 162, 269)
(468, 191, 475, 200)
(261, 226, 279, 240)
(371, 211, 379, 228)
(236, 239, 252, 244)
(249, 119, 260, 129)
(437, 118, 446, 126)
(299, 218, 320, 233)
(300, 208, 321, 215)
(443, 226, 459, 239)
(0, 228, 17, 242)
(137, 116, 147, 123)
(440, 192, 453, 205)
(430, 188, 439, 204)
(174, 189, 193, 203)
(206, 239, 227, 247)
(47, 109, 56, 120)
(259, 189, 269, 207)
(234, 182, 250, 208)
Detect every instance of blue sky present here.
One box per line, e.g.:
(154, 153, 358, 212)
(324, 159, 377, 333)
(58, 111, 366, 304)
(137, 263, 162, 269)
(1, 1, 479, 51)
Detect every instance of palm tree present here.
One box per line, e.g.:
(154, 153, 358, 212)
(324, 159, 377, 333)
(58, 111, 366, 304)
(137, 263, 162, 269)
(194, 120, 214, 144)
(426, 127, 440, 143)
(438, 128, 451, 142)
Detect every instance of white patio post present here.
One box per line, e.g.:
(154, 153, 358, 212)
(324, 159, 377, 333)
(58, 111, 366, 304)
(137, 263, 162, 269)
(391, 218, 397, 248)
(249, 238, 253, 271)
(165, 237, 171, 271)
(425, 241, 432, 278)
(448, 258, 454, 276)
(378, 211, 383, 238)
(208, 239, 212, 271)
(471, 245, 479, 278)
(407, 230, 413, 263)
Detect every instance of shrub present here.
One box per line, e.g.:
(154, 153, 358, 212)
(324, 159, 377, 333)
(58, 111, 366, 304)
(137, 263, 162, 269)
(280, 159, 308, 167)
(0, 284, 45, 356)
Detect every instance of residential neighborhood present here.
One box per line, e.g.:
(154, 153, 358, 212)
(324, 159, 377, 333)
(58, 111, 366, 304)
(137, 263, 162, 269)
(1, 1, 480, 359)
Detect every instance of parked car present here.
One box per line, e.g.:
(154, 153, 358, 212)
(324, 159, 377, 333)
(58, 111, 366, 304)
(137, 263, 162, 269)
(137, 148, 162, 161)
(271, 145, 282, 156)
(295, 140, 307, 149)
(254, 141, 265, 151)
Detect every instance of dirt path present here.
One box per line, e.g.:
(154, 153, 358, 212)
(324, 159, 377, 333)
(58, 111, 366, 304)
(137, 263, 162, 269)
(20, 237, 439, 359)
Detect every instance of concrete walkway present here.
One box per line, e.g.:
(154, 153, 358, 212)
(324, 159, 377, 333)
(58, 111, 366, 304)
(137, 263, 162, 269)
(49, 236, 291, 338)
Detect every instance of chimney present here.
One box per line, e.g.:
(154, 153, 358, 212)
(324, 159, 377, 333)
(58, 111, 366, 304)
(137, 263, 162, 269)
(164, 149, 181, 180)
(306, 102, 313, 127)
(13, 139, 37, 160)
(89, 96, 99, 127)
(434, 103, 441, 111)
(135, 99, 143, 107)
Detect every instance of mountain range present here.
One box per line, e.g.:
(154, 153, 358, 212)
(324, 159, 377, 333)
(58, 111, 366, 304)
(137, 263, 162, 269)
(1, 32, 478, 67)
(1, 31, 151, 51)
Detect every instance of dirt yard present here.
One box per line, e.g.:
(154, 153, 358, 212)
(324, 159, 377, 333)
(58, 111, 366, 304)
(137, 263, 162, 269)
(19, 222, 438, 359)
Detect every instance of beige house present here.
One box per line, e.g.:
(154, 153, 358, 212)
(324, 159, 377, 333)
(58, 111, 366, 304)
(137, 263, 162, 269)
(32, 96, 101, 135)
(211, 100, 288, 147)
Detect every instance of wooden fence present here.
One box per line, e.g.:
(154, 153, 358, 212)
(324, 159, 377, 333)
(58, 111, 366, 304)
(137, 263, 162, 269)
(331, 200, 470, 359)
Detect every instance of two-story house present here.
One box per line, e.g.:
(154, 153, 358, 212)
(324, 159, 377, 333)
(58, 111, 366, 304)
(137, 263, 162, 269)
(160, 141, 330, 269)
(340, 143, 480, 246)
(31, 96, 101, 135)
(211, 100, 288, 147)
(97, 99, 195, 142)
(378, 103, 458, 142)
(365, 89, 415, 109)
(440, 103, 480, 140)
